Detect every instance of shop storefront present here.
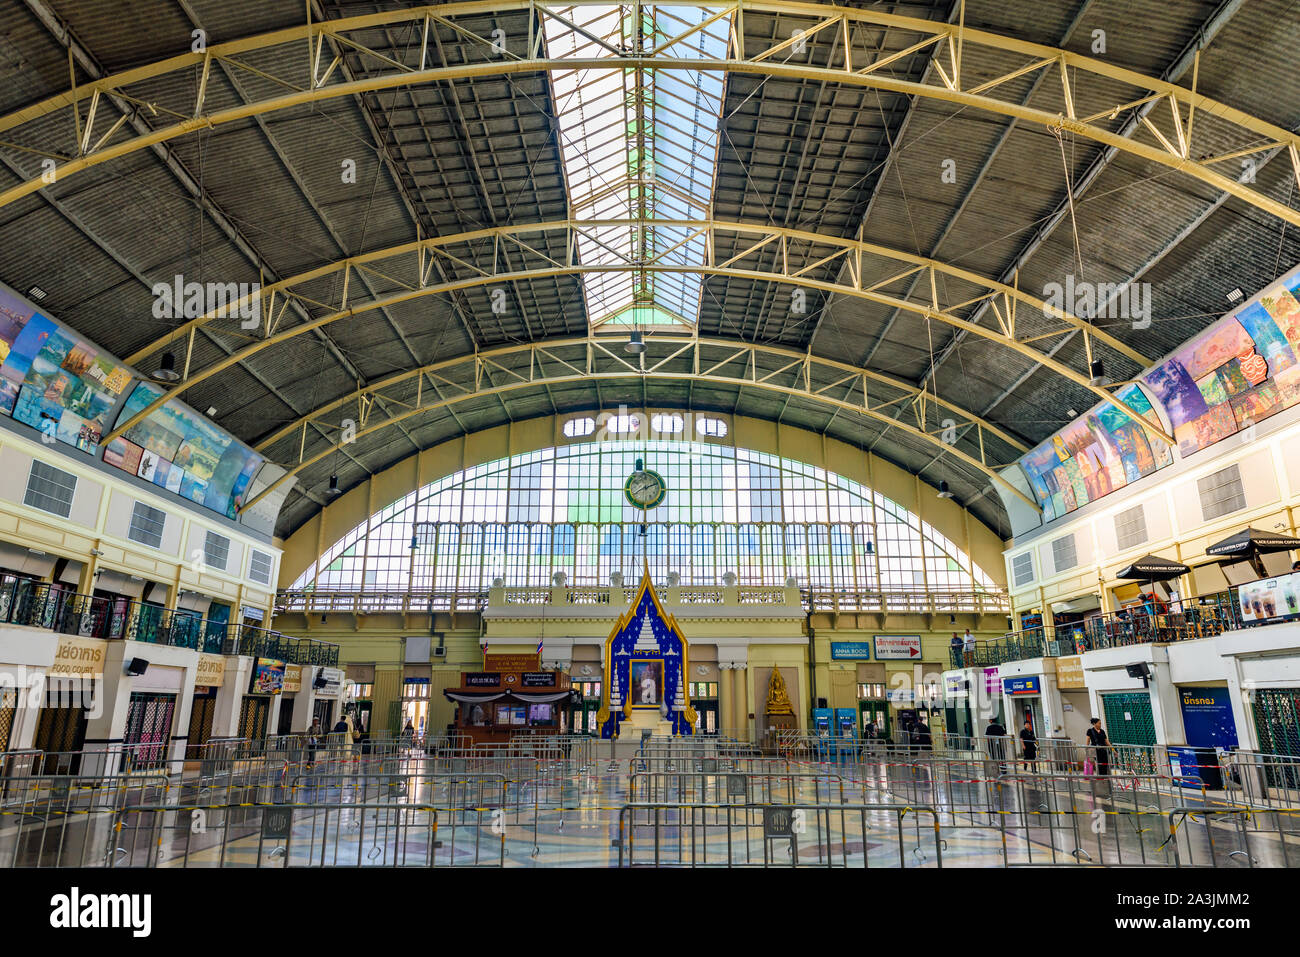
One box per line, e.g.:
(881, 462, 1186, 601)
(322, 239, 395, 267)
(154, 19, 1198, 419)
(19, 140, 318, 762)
(240, 656, 285, 740)
(344, 664, 375, 734)
(1003, 675, 1045, 736)
(277, 664, 303, 735)
(445, 666, 574, 745)
(1055, 655, 1092, 743)
(313, 667, 344, 729)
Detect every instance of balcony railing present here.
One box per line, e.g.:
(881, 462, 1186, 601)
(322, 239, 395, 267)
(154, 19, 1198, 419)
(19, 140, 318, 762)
(949, 589, 1248, 669)
(0, 575, 338, 666)
(277, 585, 1010, 616)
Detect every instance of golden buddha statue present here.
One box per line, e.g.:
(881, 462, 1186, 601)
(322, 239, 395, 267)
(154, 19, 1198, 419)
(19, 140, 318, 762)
(765, 667, 794, 715)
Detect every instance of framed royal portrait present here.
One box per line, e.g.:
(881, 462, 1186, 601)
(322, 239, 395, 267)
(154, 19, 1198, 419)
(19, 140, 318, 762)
(630, 659, 664, 709)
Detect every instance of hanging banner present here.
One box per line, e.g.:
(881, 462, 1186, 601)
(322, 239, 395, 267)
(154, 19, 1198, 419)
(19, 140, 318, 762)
(282, 664, 302, 693)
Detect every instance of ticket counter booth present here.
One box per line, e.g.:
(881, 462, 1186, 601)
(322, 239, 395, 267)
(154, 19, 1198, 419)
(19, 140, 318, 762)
(445, 667, 573, 746)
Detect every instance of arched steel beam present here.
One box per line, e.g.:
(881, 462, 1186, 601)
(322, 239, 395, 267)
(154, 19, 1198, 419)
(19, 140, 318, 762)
(1, 2, 1298, 225)
(101, 258, 1173, 453)
(122, 220, 1152, 370)
(236, 355, 1043, 515)
(250, 332, 1030, 454)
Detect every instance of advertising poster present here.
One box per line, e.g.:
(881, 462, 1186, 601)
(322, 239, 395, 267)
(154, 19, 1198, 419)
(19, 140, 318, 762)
(0, 296, 131, 453)
(249, 657, 286, 694)
(107, 381, 264, 518)
(1144, 270, 1300, 456)
(1178, 686, 1239, 748)
(1018, 384, 1173, 521)
(1236, 571, 1300, 623)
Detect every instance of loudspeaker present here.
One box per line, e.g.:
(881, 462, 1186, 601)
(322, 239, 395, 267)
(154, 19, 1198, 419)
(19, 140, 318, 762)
(126, 657, 149, 676)
(312, 671, 328, 689)
(1125, 663, 1151, 679)
(816, 697, 828, 709)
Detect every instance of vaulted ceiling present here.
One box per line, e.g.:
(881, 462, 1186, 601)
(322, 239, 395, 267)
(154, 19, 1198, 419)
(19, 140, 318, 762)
(0, 0, 1297, 539)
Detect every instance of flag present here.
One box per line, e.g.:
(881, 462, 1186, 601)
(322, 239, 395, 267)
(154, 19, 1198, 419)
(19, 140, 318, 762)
(537, 636, 543, 656)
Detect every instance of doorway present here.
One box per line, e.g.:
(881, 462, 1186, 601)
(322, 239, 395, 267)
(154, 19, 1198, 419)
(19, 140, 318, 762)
(186, 687, 217, 759)
(33, 697, 88, 775)
(123, 692, 176, 771)
(239, 695, 270, 740)
(857, 696, 889, 738)
(690, 681, 718, 735)
(572, 680, 602, 735)
(277, 696, 295, 736)
(401, 678, 431, 737)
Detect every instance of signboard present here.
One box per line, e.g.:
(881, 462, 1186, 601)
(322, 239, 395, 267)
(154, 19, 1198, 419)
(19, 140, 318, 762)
(873, 635, 921, 660)
(1237, 571, 1300, 624)
(282, 664, 302, 694)
(195, 653, 226, 688)
(522, 672, 555, 687)
(700, 758, 717, 774)
(262, 806, 292, 841)
(1178, 686, 1239, 748)
(762, 806, 794, 837)
(830, 641, 872, 660)
(484, 653, 540, 673)
(49, 636, 107, 678)
(983, 667, 1000, 695)
(316, 666, 343, 697)
(727, 773, 747, 798)
(465, 673, 500, 687)
(944, 674, 968, 698)
(1002, 676, 1041, 695)
(1055, 656, 1086, 690)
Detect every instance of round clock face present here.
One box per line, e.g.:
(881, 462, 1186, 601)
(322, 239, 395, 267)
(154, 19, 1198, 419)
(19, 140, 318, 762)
(624, 468, 667, 509)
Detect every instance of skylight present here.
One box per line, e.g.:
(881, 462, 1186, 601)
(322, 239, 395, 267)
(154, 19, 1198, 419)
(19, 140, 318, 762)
(544, 4, 730, 329)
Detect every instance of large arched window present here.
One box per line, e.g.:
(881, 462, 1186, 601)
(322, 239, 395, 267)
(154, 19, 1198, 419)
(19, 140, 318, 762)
(291, 442, 1000, 595)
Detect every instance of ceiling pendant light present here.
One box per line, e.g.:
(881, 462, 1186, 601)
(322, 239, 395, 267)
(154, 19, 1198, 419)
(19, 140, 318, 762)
(1088, 359, 1108, 386)
(326, 474, 341, 497)
(937, 480, 954, 499)
(152, 351, 180, 382)
(625, 330, 646, 354)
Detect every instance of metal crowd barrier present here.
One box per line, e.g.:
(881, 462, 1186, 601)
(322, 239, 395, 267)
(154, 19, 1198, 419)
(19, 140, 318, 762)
(616, 802, 944, 867)
(628, 770, 844, 806)
(109, 801, 447, 867)
(0, 773, 171, 867)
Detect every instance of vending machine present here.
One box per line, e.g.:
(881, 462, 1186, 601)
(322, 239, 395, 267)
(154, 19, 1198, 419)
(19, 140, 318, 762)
(812, 708, 833, 760)
(834, 708, 858, 761)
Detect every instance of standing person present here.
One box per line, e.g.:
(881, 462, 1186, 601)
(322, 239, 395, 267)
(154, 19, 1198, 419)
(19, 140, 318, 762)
(1019, 717, 1038, 769)
(985, 715, 1008, 772)
(913, 715, 933, 752)
(308, 719, 323, 748)
(950, 632, 963, 666)
(1086, 717, 1111, 775)
(963, 629, 976, 664)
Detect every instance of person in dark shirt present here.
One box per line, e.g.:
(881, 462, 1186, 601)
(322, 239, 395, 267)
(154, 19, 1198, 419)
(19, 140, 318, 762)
(913, 717, 933, 751)
(985, 716, 1008, 770)
(1086, 717, 1111, 775)
(1019, 718, 1038, 767)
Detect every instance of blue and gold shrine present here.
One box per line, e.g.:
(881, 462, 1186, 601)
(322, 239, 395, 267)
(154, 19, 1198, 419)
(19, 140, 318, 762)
(597, 568, 697, 738)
